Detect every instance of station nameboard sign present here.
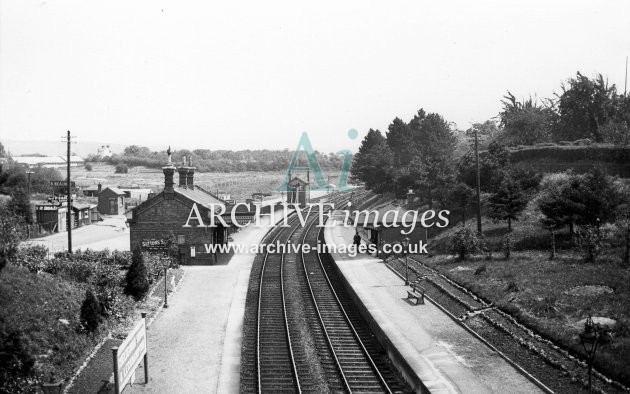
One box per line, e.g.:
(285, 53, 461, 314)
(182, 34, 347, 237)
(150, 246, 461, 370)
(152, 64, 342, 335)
(113, 319, 147, 393)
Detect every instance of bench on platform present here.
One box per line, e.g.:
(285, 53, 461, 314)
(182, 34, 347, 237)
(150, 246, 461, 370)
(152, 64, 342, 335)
(406, 287, 425, 305)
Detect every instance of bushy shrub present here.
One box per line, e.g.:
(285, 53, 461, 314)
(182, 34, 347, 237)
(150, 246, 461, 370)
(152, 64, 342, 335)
(84, 163, 93, 171)
(0, 205, 27, 273)
(114, 163, 129, 174)
(14, 245, 48, 273)
(0, 328, 36, 393)
(575, 225, 603, 263)
(450, 226, 482, 260)
(144, 253, 170, 283)
(125, 247, 149, 300)
(108, 250, 132, 268)
(80, 289, 102, 333)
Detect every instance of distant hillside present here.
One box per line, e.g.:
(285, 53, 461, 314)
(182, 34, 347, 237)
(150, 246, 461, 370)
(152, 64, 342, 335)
(508, 144, 630, 177)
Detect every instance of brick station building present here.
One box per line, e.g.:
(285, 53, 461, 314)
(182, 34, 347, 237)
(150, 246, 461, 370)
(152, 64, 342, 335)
(128, 155, 251, 265)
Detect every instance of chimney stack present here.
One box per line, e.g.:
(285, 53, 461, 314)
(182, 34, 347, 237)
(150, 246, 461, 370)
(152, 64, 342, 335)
(163, 166, 175, 198)
(186, 158, 195, 188)
(97, 183, 102, 194)
(177, 166, 189, 188)
(163, 146, 176, 198)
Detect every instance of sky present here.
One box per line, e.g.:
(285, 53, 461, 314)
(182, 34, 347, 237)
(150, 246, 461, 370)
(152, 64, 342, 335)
(1, 0, 629, 154)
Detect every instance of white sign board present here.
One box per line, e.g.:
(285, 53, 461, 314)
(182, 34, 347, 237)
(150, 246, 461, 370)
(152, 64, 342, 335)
(115, 319, 147, 393)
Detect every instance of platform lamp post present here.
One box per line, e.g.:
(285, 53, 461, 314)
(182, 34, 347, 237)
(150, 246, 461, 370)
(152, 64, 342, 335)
(40, 373, 63, 394)
(163, 265, 169, 308)
(402, 236, 410, 285)
(579, 316, 600, 393)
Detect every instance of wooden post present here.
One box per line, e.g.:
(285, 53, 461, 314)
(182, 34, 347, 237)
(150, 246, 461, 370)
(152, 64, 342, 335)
(66, 130, 73, 254)
(474, 127, 482, 234)
(141, 312, 149, 384)
(111, 347, 120, 394)
(163, 267, 168, 308)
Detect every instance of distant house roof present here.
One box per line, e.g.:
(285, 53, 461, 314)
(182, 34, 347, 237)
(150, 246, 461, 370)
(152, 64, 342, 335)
(72, 202, 90, 210)
(103, 187, 126, 196)
(14, 155, 84, 167)
(15, 156, 66, 166)
(84, 185, 100, 191)
(288, 177, 308, 187)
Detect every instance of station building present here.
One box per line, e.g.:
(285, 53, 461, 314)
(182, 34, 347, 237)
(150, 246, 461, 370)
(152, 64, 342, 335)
(128, 156, 252, 265)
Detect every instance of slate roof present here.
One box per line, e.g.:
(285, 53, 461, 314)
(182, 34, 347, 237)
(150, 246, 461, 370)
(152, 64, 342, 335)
(175, 185, 225, 211)
(104, 187, 126, 196)
(71, 202, 90, 210)
(288, 176, 308, 187)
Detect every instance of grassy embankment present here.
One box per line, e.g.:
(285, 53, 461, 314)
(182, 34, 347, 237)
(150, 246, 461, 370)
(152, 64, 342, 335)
(421, 196, 630, 385)
(0, 249, 182, 392)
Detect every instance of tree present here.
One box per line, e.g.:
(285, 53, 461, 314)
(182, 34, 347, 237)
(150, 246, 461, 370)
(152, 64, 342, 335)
(115, 163, 129, 174)
(85, 163, 93, 171)
(538, 172, 578, 238)
(488, 177, 527, 231)
(386, 117, 414, 166)
(458, 140, 509, 193)
(80, 289, 102, 333)
(30, 167, 63, 194)
(510, 165, 542, 195)
(615, 202, 630, 266)
(125, 247, 150, 300)
(408, 110, 458, 205)
(351, 130, 395, 193)
(450, 226, 482, 260)
(8, 188, 32, 225)
(554, 72, 621, 142)
(449, 183, 475, 224)
(564, 168, 623, 228)
(0, 205, 26, 273)
(465, 120, 501, 150)
(499, 92, 554, 145)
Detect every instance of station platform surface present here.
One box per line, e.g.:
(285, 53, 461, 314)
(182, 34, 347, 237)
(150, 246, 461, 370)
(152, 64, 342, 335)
(323, 212, 542, 394)
(127, 211, 290, 394)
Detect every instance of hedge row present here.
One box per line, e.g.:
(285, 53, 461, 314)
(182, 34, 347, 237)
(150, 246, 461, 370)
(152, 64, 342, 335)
(509, 145, 630, 164)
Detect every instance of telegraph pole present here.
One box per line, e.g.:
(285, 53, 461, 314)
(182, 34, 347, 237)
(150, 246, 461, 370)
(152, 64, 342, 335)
(625, 56, 628, 97)
(474, 127, 482, 234)
(64, 130, 73, 254)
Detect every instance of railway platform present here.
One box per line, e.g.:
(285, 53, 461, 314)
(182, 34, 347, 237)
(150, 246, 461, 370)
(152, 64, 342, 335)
(126, 209, 292, 394)
(323, 211, 543, 394)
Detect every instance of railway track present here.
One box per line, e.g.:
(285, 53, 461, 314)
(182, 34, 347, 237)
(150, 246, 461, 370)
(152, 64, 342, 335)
(299, 218, 403, 393)
(241, 193, 411, 393)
